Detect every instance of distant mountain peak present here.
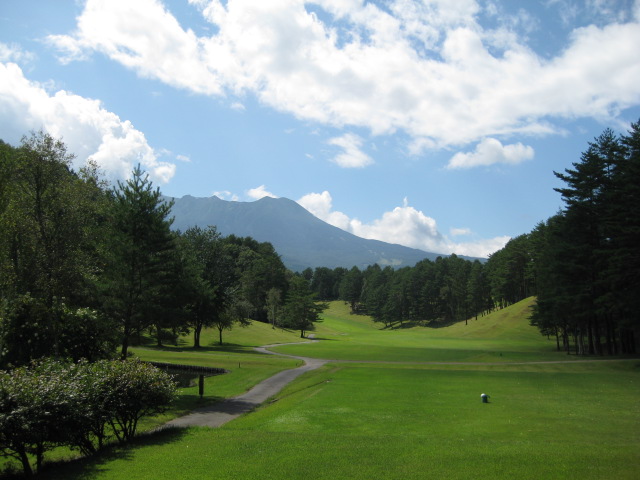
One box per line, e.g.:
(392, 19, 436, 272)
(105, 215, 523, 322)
(168, 195, 465, 271)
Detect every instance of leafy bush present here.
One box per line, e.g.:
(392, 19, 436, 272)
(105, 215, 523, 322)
(0, 358, 177, 476)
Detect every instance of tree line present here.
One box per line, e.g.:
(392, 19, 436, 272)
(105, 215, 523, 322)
(2, 122, 638, 364)
(528, 122, 640, 355)
(300, 256, 494, 329)
(300, 121, 640, 355)
(0, 131, 325, 369)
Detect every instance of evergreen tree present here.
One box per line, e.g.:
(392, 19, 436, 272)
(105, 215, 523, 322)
(101, 165, 177, 359)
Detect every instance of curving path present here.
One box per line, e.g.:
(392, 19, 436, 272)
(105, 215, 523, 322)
(165, 339, 326, 428)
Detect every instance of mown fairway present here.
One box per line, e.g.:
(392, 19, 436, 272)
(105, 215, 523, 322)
(273, 298, 565, 362)
(35, 299, 640, 479)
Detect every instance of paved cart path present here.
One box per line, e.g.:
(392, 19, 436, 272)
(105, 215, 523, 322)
(165, 340, 326, 428)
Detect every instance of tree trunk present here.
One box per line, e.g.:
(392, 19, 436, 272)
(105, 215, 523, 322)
(17, 447, 32, 477)
(593, 316, 602, 355)
(120, 326, 130, 360)
(35, 443, 44, 473)
(193, 324, 202, 348)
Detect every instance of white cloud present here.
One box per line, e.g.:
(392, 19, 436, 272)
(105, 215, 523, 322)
(176, 154, 191, 162)
(246, 185, 278, 200)
(327, 133, 374, 168)
(298, 191, 508, 257)
(298, 191, 352, 230)
(213, 190, 239, 201)
(450, 227, 472, 237)
(0, 42, 35, 65)
(48, 0, 640, 151)
(447, 138, 534, 169)
(0, 62, 175, 183)
(48, 0, 224, 96)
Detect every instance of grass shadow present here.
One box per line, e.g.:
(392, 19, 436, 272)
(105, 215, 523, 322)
(34, 427, 190, 480)
(139, 343, 265, 355)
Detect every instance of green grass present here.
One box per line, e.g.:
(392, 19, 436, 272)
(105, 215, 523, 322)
(37, 361, 640, 479)
(274, 298, 563, 362)
(7, 297, 640, 479)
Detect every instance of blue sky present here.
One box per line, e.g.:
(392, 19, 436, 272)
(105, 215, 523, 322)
(1, 0, 639, 257)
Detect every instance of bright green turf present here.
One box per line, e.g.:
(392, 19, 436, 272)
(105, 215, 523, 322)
(272, 298, 564, 362)
(37, 361, 640, 480)
(9, 297, 640, 479)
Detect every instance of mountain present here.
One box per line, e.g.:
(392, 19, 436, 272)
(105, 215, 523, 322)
(167, 195, 454, 271)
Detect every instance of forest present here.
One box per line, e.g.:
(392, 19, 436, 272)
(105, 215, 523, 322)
(0, 132, 323, 369)
(1, 120, 639, 369)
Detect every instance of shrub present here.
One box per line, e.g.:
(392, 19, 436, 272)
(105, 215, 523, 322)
(0, 358, 177, 476)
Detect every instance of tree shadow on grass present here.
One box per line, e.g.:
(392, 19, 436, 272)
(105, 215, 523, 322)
(139, 343, 265, 355)
(34, 427, 189, 480)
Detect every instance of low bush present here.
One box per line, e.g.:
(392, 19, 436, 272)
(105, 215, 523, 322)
(0, 358, 176, 477)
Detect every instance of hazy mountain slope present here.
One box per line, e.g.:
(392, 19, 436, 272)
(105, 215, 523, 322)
(168, 195, 447, 271)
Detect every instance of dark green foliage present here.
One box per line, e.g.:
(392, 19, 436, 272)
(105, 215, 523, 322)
(338, 266, 364, 313)
(100, 165, 178, 359)
(0, 133, 115, 366)
(281, 275, 328, 338)
(308, 256, 495, 328)
(99, 359, 177, 443)
(0, 132, 300, 363)
(0, 358, 176, 476)
(177, 226, 229, 348)
(0, 296, 118, 366)
(529, 122, 640, 354)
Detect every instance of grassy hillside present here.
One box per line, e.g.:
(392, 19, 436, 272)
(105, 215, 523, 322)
(274, 297, 560, 363)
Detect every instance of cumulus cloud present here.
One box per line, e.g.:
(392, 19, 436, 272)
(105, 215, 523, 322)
(246, 185, 278, 200)
(327, 133, 374, 168)
(298, 191, 353, 230)
(298, 191, 509, 257)
(47, 0, 640, 151)
(0, 62, 175, 183)
(447, 138, 534, 169)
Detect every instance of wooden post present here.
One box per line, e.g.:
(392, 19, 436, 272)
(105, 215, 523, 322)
(199, 375, 204, 398)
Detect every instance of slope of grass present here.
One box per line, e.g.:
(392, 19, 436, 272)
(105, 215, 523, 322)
(275, 298, 560, 362)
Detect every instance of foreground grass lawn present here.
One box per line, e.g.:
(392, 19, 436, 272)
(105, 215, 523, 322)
(38, 360, 639, 480)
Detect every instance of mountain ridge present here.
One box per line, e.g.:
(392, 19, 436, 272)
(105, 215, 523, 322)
(167, 195, 476, 271)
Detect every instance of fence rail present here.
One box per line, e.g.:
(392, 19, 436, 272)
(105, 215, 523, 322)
(147, 361, 229, 376)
